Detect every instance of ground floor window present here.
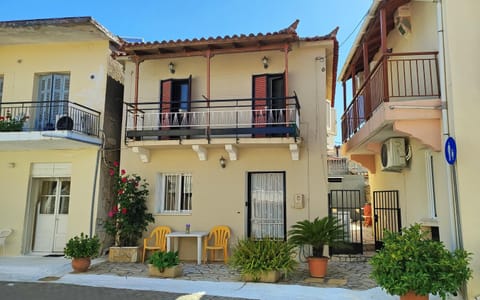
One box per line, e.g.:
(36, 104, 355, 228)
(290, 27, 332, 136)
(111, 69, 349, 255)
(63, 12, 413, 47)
(157, 173, 192, 213)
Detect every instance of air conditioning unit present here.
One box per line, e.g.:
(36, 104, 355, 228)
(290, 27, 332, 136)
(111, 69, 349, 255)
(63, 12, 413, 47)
(381, 138, 407, 171)
(395, 4, 412, 38)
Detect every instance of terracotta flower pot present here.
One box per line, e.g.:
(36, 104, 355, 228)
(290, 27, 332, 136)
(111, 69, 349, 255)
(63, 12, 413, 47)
(71, 257, 91, 272)
(307, 256, 328, 278)
(400, 291, 429, 300)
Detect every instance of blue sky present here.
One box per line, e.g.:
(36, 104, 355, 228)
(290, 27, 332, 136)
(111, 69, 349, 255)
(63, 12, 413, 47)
(0, 0, 371, 144)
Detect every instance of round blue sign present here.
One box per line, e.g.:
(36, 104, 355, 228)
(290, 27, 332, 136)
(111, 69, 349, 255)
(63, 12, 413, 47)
(444, 137, 457, 165)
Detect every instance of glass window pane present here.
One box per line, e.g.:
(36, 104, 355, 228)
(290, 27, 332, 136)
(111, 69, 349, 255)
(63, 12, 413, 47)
(39, 196, 55, 214)
(59, 196, 69, 214)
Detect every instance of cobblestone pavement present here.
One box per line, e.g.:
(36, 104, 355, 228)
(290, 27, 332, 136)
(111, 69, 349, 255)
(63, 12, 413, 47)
(84, 255, 378, 290)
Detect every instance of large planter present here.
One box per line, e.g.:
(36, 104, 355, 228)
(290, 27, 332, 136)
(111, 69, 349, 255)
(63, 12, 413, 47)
(400, 292, 429, 300)
(242, 270, 282, 283)
(108, 246, 141, 263)
(308, 256, 328, 278)
(147, 264, 183, 278)
(71, 257, 91, 272)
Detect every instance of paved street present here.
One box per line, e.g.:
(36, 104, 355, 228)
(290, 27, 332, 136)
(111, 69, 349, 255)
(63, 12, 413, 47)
(0, 281, 253, 300)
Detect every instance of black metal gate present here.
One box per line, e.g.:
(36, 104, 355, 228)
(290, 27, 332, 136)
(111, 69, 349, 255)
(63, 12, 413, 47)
(373, 190, 401, 250)
(328, 190, 363, 254)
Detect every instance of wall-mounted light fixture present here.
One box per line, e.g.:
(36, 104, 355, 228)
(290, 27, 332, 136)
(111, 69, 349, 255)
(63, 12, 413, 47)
(219, 156, 226, 168)
(262, 56, 269, 69)
(169, 62, 175, 74)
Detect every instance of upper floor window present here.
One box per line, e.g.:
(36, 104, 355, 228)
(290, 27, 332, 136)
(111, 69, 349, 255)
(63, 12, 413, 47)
(157, 173, 192, 214)
(36, 73, 70, 130)
(160, 76, 192, 113)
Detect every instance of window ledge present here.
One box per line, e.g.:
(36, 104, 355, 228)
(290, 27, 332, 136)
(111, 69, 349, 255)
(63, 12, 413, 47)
(155, 212, 192, 216)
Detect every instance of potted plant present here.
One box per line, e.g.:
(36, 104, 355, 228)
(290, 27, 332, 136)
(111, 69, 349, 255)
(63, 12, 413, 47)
(64, 233, 101, 272)
(147, 251, 182, 278)
(370, 223, 472, 300)
(104, 161, 155, 262)
(229, 238, 297, 283)
(288, 216, 343, 278)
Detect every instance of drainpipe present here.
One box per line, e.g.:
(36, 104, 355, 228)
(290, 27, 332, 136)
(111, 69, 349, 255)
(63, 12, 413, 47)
(89, 146, 101, 237)
(436, 0, 463, 252)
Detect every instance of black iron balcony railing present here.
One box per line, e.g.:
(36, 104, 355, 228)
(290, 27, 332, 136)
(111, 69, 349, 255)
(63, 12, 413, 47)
(0, 101, 101, 136)
(125, 95, 300, 141)
(341, 52, 440, 143)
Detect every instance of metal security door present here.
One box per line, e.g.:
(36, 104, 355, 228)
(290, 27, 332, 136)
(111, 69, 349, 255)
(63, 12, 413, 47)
(373, 190, 401, 250)
(33, 179, 70, 253)
(328, 190, 363, 254)
(248, 172, 286, 239)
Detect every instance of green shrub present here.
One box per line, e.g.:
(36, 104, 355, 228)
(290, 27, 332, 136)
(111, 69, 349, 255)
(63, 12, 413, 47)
(229, 238, 297, 280)
(64, 233, 101, 259)
(148, 251, 179, 272)
(370, 223, 472, 299)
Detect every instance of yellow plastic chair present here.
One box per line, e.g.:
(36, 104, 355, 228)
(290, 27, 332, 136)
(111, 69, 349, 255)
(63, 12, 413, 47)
(203, 225, 231, 264)
(142, 226, 171, 263)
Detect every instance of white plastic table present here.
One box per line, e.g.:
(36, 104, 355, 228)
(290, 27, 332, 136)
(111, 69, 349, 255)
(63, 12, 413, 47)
(166, 231, 208, 265)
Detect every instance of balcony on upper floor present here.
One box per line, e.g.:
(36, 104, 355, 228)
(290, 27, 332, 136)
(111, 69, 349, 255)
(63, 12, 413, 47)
(125, 95, 300, 147)
(341, 52, 441, 153)
(0, 100, 101, 150)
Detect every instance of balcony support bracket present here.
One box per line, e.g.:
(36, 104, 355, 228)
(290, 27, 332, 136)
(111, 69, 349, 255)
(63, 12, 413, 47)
(225, 144, 238, 161)
(132, 146, 150, 163)
(192, 145, 207, 161)
(289, 144, 299, 161)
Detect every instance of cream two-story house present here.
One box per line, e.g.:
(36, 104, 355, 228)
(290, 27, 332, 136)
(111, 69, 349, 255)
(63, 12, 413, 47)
(339, 0, 480, 297)
(117, 20, 338, 260)
(0, 17, 123, 256)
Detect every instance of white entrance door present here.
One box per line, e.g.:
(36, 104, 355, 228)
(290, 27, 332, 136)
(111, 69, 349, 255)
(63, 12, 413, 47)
(33, 179, 70, 253)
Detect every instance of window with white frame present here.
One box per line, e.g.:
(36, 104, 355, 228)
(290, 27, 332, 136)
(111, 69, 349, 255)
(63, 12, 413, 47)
(158, 173, 192, 213)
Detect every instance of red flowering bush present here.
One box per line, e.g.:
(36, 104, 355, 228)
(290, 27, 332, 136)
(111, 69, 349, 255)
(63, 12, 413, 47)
(104, 162, 154, 246)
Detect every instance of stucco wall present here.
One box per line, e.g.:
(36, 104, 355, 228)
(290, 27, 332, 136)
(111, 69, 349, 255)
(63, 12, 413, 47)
(0, 40, 111, 115)
(443, 0, 480, 297)
(0, 149, 98, 255)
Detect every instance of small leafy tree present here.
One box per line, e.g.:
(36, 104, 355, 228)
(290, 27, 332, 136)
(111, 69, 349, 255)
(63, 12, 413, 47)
(370, 223, 472, 299)
(104, 162, 154, 247)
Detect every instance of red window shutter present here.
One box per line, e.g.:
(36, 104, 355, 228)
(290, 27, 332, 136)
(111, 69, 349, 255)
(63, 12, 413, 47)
(161, 80, 172, 113)
(253, 75, 267, 129)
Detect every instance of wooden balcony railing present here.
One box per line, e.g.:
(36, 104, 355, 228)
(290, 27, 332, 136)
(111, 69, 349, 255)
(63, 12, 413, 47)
(0, 101, 101, 136)
(341, 52, 440, 143)
(125, 95, 300, 141)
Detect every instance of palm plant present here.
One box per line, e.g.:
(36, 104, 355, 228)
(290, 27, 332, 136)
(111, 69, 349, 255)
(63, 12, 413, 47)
(288, 216, 344, 257)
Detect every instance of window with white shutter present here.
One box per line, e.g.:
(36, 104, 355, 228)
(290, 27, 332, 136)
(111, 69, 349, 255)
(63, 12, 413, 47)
(35, 73, 70, 130)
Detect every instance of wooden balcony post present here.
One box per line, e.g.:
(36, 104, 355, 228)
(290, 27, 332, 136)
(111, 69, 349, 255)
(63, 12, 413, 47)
(362, 42, 372, 120)
(133, 56, 143, 128)
(380, 7, 389, 102)
(283, 43, 290, 97)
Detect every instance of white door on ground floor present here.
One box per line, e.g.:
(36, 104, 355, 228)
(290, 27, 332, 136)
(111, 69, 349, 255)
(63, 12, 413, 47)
(33, 179, 70, 253)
